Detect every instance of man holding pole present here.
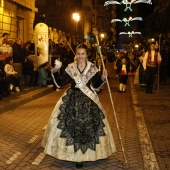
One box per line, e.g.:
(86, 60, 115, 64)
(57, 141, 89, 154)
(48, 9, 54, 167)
(143, 42, 162, 94)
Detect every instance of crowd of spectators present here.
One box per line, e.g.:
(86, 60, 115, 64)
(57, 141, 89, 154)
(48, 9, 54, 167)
(0, 32, 78, 100)
(0, 31, 109, 100)
(0, 33, 38, 100)
(3, 31, 168, 99)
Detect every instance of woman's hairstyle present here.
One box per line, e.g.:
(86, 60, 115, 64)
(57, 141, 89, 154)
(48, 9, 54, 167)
(5, 57, 13, 64)
(38, 61, 50, 69)
(76, 44, 88, 54)
(150, 42, 156, 45)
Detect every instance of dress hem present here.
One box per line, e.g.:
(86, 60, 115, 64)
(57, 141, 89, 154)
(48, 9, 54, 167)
(42, 150, 117, 163)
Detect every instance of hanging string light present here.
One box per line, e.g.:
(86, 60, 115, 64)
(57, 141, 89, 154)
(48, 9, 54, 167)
(119, 31, 141, 37)
(104, 0, 152, 12)
(111, 17, 143, 26)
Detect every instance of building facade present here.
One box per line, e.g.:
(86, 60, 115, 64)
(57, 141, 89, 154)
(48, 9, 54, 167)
(35, 0, 116, 47)
(0, 0, 37, 42)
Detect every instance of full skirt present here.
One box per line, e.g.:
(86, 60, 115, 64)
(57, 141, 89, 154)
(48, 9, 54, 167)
(42, 88, 116, 162)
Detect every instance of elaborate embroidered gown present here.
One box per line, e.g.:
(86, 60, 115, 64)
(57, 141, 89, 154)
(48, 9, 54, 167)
(41, 61, 116, 162)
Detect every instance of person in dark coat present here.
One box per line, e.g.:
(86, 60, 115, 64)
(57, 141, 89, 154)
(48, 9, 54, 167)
(0, 51, 5, 72)
(23, 55, 38, 86)
(159, 45, 168, 84)
(114, 52, 122, 70)
(128, 52, 138, 76)
(12, 38, 25, 63)
(0, 53, 11, 98)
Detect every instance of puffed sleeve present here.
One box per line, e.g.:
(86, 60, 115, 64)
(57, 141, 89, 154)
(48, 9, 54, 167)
(91, 72, 106, 89)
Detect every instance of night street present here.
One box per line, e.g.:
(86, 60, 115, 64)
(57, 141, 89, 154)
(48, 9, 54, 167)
(0, 64, 169, 170)
(0, 0, 170, 170)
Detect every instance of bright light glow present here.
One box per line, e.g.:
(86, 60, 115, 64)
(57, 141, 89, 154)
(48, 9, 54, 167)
(100, 33, 105, 38)
(135, 44, 139, 48)
(151, 38, 155, 41)
(72, 13, 80, 22)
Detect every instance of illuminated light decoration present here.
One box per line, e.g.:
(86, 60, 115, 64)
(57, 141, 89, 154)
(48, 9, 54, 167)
(111, 17, 143, 26)
(121, 0, 135, 11)
(104, 0, 152, 12)
(134, 0, 152, 4)
(119, 31, 141, 37)
(104, 1, 121, 6)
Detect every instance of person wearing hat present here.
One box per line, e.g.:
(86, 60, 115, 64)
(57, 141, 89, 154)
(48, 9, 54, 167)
(143, 42, 162, 94)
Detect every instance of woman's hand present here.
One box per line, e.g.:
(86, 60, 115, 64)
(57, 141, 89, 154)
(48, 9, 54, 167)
(101, 69, 108, 81)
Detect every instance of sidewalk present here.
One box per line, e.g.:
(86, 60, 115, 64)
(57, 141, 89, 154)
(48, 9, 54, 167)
(0, 85, 53, 114)
(133, 77, 170, 170)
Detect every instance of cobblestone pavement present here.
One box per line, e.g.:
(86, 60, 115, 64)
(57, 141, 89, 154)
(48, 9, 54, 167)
(0, 64, 169, 170)
(133, 78, 170, 170)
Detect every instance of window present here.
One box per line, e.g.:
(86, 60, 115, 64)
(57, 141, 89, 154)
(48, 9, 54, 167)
(16, 16, 24, 39)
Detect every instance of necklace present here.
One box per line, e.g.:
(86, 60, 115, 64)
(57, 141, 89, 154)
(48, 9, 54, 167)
(77, 62, 87, 73)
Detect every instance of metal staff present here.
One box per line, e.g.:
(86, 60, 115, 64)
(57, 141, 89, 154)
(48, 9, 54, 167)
(92, 28, 128, 166)
(157, 34, 162, 93)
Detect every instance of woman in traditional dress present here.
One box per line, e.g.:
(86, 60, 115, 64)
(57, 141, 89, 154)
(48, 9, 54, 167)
(134, 51, 146, 87)
(41, 44, 116, 168)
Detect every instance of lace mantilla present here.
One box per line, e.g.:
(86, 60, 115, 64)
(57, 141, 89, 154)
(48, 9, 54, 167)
(57, 88, 106, 154)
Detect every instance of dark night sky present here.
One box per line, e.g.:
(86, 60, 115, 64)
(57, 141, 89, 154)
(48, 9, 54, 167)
(137, 0, 155, 32)
(116, 0, 155, 31)
(115, 0, 155, 48)
(138, 0, 155, 19)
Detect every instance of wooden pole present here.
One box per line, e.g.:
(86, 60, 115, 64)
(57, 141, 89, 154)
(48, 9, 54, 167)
(157, 34, 161, 93)
(65, 38, 76, 56)
(92, 28, 128, 166)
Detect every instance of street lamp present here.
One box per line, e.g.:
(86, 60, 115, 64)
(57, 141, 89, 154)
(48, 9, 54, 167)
(100, 33, 105, 39)
(134, 44, 139, 49)
(134, 44, 139, 57)
(72, 13, 80, 31)
(100, 33, 105, 53)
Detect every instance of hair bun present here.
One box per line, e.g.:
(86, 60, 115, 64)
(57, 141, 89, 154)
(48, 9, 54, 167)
(76, 44, 88, 54)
